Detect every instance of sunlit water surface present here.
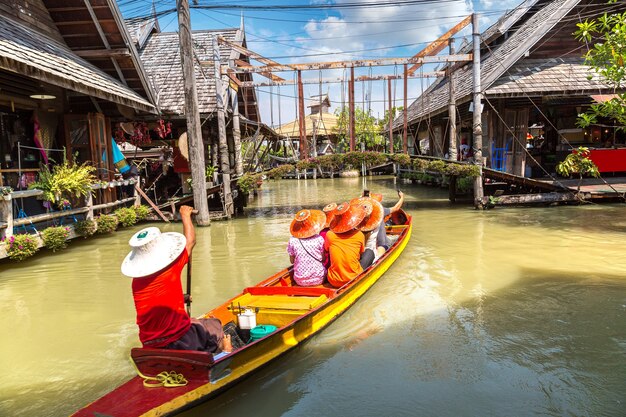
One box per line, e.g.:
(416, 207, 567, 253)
(1, 176, 625, 416)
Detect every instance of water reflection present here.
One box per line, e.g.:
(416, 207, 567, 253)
(1, 176, 625, 417)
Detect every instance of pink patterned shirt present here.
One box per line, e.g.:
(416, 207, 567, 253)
(287, 235, 326, 286)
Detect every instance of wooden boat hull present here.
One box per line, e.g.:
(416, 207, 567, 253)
(74, 214, 411, 417)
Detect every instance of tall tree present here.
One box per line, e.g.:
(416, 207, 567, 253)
(334, 107, 386, 152)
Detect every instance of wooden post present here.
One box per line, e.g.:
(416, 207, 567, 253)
(86, 192, 94, 220)
(230, 87, 244, 176)
(133, 180, 141, 207)
(177, 0, 210, 226)
(213, 36, 234, 217)
(297, 70, 307, 160)
(403, 64, 408, 154)
(448, 38, 458, 162)
(472, 13, 485, 208)
(349, 67, 355, 151)
(388, 78, 393, 153)
(0, 194, 13, 240)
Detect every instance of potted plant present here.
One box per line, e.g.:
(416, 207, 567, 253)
(28, 156, 96, 209)
(556, 146, 600, 194)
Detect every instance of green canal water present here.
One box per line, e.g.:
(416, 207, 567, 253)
(1, 176, 625, 417)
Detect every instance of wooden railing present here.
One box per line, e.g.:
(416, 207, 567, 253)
(0, 180, 139, 240)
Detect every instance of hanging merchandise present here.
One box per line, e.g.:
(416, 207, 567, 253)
(32, 115, 48, 165)
(111, 138, 130, 174)
(154, 119, 172, 139)
(130, 122, 150, 146)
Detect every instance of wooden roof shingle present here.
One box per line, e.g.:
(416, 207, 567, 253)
(393, 0, 583, 130)
(139, 28, 240, 115)
(0, 14, 156, 113)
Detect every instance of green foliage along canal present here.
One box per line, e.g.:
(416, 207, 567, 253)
(1, 176, 625, 416)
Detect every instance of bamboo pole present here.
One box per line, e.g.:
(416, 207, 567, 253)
(472, 13, 485, 208)
(297, 70, 308, 160)
(213, 36, 234, 217)
(349, 67, 355, 152)
(448, 38, 458, 162)
(388, 78, 393, 153)
(403, 64, 408, 154)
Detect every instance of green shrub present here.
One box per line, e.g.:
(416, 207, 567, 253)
(457, 176, 474, 193)
(296, 159, 318, 170)
(316, 154, 343, 171)
(74, 220, 97, 238)
(389, 153, 411, 166)
(41, 226, 70, 252)
(267, 164, 295, 179)
(237, 173, 262, 194)
(96, 214, 118, 234)
(114, 207, 137, 227)
(5, 234, 39, 261)
(412, 158, 429, 170)
(426, 160, 447, 173)
(133, 205, 151, 221)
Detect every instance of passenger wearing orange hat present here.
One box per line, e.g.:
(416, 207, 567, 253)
(323, 202, 368, 288)
(287, 209, 327, 286)
(362, 189, 405, 250)
(355, 197, 385, 267)
(320, 203, 337, 270)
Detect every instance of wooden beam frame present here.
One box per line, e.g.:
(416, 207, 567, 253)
(74, 48, 131, 58)
(219, 54, 471, 74)
(406, 15, 472, 76)
(217, 36, 286, 82)
(238, 71, 444, 88)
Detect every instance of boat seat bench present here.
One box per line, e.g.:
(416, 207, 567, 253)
(244, 286, 336, 298)
(232, 292, 328, 311)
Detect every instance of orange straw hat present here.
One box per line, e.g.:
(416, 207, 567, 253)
(290, 209, 326, 239)
(322, 203, 337, 228)
(356, 197, 384, 232)
(370, 193, 383, 202)
(329, 201, 367, 234)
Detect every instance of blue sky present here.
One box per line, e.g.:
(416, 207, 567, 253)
(123, 0, 525, 126)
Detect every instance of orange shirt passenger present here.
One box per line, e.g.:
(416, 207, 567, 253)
(323, 201, 367, 288)
(324, 229, 365, 287)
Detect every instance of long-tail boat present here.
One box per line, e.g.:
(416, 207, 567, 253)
(73, 210, 411, 417)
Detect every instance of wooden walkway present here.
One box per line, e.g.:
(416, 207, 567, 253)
(543, 177, 626, 199)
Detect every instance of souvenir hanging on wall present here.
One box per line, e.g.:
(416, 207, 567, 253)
(154, 119, 172, 139)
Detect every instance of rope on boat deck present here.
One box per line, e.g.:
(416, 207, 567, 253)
(129, 356, 188, 388)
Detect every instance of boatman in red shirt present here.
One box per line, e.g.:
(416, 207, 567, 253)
(121, 205, 231, 354)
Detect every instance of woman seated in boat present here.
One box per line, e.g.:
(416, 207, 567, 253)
(122, 206, 232, 354)
(352, 197, 385, 268)
(365, 190, 404, 250)
(320, 203, 337, 271)
(324, 202, 368, 288)
(287, 209, 327, 286)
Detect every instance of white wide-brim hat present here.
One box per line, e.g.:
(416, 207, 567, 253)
(121, 227, 186, 278)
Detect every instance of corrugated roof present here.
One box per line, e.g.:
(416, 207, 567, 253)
(0, 14, 156, 113)
(393, 0, 580, 130)
(139, 28, 240, 115)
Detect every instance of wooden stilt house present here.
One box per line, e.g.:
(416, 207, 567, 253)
(394, 0, 626, 178)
